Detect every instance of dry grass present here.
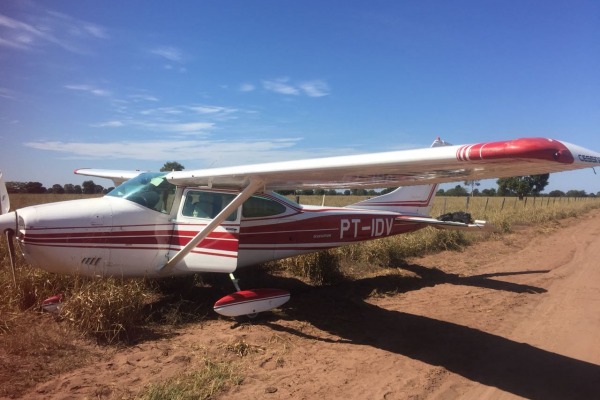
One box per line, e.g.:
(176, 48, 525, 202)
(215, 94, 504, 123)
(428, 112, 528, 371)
(1, 193, 599, 339)
(282, 195, 600, 282)
(137, 358, 243, 400)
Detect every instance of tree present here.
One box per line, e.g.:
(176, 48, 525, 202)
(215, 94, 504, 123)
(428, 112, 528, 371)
(25, 181, 46, 194)
(6, 182, 26, 193)
(497, 174, 549, 199)
(444, 185, 468, 196)
(548, 190, 565, 197)
(481, 188, 497, 197)
(63, 183, 76, 194)
(566, 190, 587, 197)
(464, 180, 481, 196)
(82, 180, 97, 195)
(51, 184, 65, 194)
(160, 161, 185, 172)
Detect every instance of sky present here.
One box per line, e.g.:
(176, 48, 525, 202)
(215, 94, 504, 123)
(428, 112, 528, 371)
(1, 0, 599, 193)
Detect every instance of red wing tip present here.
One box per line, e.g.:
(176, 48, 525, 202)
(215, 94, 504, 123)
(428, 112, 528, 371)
(214, 289, 290, 307)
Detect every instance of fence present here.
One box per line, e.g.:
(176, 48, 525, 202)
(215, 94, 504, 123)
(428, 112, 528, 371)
(435, 196, 598, 216)
(294, 194, 599, 218)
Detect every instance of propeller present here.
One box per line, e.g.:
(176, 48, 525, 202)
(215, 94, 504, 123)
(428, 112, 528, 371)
(1, 170, 17, 287)
(5, 228, 17, 287)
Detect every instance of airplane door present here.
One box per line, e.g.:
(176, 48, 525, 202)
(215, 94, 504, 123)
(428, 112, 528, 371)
(172, 189, 241, 273)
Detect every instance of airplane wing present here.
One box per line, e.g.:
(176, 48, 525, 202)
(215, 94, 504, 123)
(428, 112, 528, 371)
(165, 137, 600, 190)
(74, 169, 145, 186)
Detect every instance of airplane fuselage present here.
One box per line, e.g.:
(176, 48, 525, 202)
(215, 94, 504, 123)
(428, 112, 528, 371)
(13, 192, 425, 277)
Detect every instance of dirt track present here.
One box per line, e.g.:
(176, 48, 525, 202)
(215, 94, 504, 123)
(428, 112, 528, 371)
(8, 210, 600, 399)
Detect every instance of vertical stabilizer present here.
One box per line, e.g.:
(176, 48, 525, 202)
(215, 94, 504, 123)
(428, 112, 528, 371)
(348, 138, 451, 216)
(0, 171, 9, 215)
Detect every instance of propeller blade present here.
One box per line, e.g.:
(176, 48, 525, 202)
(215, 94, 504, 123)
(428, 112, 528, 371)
(0, 170, 9, 215)
(5, 229, 17, 288)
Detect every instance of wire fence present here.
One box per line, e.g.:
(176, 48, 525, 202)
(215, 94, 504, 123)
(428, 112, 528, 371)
(435, 196, 599, 215)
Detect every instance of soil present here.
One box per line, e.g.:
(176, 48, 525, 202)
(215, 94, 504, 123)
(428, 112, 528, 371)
(2, 210, 600, 399)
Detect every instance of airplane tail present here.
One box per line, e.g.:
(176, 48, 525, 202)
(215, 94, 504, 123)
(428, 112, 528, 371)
(348, 138, 451, 217)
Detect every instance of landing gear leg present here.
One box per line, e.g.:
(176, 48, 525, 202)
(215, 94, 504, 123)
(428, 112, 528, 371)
(227, 273, 258, 319)
(228, 273, 241, 292)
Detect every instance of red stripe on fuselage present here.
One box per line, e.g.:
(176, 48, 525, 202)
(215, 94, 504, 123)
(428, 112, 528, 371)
(21, 226, 239, 253)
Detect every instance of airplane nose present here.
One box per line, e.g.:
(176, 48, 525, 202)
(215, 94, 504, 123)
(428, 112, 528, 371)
(0, 211, 17, 233)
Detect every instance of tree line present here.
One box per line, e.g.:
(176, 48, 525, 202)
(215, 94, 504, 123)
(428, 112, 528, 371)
(5, 161, 183, 195)
(439, 175, 597, 198)
(6, 181, 113, 195)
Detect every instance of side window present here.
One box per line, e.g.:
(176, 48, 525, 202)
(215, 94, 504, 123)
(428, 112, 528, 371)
(242, 195, 287, 218)
(181, 191, 238, 221)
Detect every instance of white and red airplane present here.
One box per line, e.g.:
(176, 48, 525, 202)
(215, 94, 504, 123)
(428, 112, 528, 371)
(1, 137, 599, 316)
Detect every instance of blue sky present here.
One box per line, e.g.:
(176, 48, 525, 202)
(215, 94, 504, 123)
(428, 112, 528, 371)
(1, 0, 599, 193)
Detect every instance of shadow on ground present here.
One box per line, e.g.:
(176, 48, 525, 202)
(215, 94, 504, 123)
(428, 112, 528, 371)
(241, 265, 597, 400)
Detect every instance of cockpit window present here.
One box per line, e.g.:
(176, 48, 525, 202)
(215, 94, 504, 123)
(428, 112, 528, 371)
(181, 190, 238, 221)
(107, 172, 176, 214)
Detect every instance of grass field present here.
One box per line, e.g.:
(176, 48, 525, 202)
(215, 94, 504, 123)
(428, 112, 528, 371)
(1, 193, 599, 341)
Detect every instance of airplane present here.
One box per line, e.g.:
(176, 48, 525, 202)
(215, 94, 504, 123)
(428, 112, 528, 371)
(1, 136, 600, 316)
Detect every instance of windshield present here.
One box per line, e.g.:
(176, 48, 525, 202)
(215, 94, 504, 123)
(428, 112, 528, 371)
(107, 172, 176, 213)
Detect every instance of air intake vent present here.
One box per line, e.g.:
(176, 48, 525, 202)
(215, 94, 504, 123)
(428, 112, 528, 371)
(81, 257, 102, 266)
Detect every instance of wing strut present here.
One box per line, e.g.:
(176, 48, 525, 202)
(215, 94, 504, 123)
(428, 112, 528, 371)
(158, 178, 263, 276)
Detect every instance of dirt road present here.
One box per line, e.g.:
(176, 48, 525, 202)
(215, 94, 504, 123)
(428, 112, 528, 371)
(10, 210, 600, 399)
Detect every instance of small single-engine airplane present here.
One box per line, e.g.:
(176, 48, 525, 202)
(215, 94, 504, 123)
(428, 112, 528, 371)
(1, 137, 600, 316)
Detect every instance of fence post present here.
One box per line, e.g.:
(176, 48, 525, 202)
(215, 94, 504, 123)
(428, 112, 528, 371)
(484, 197, 489, 213)
(466, 196, 470, 210)
(501, 197, 506, 211)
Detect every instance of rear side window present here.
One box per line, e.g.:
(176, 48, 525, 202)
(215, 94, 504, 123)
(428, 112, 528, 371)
(242, 195, 287, 218)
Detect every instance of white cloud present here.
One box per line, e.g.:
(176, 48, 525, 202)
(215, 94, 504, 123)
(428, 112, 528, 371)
(0, 87, 16, 100)
(82, 23, 109, 39)
(129, 94, 159, 102)
(151, 46, 184, 62)
(240, 83, 256, 92)
(91, 120, 124, 128)
(189, 105, 238, 119)
(164, 122, 215, 133)
(139, 104, 241, 123)
(189, 106, 223, 114)
(262, 78, 300, 95)
(23, 138, 308, 163)
(140, 106, 183, 116)
(65, 84, 112, 97)
(0, 10, 108, 54)
(299, 80, 330, 97)
(262, 78, 331, 97)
